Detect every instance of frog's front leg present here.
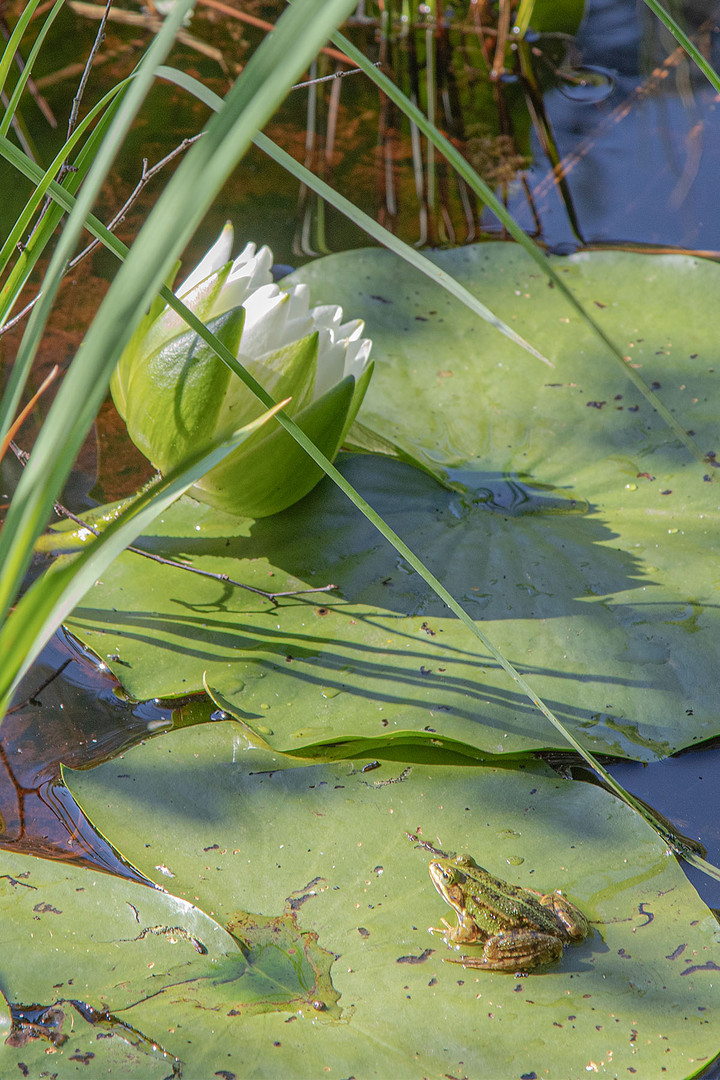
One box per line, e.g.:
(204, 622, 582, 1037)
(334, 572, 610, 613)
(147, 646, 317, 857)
(429, 912, 482, 946)
(444, 929, 564, 973)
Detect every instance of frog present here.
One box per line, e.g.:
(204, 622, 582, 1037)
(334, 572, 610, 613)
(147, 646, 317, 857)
(428, 854, 590, 973)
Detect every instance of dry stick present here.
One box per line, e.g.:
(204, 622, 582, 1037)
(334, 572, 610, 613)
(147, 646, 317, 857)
(195, 0, 352, 66)
(0, 135, 204, 338)
(0, 365, 59, 464)
(10, 442, 336, 605)
(66, 0, 113, 144)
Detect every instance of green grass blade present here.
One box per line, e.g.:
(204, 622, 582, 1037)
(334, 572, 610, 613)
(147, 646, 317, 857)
(0, 403, 285, 710)
(0, 0, 65, 139)
(0, 92, 125, 434)
(0, 79, 129, 282)
(7, 130, 705, 868)
(641, 0, 720, 95)
(0, 0, 46, 101)
(154, 288, 703, 864)
(1, 24, 709, 868)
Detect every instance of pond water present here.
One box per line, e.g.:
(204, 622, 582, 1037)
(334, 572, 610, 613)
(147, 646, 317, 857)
(2, 0, 720, 1013)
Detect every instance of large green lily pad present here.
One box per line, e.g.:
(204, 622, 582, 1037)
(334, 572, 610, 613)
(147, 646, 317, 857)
(58, 720, 720, 1078)
(64, 245, 720, 759)
(0, 841, 340, 1075)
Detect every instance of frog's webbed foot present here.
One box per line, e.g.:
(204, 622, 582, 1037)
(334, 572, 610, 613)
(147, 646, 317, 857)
(428, 917, 455, 939)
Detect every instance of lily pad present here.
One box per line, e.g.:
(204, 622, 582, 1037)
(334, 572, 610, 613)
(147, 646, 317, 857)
(61, 720, 720, 1079)
(0, 845, 339, 1076)
(65, 245, 720, 759)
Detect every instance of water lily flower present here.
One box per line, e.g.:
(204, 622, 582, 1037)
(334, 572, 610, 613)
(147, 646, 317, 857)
(111, 225, 373, 518)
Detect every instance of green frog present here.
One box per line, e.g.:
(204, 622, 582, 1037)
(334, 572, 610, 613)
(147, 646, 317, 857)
(428, 854, 590, 973)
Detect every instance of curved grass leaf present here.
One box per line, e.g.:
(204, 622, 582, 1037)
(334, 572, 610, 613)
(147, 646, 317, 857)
(641, 0, 720, 96)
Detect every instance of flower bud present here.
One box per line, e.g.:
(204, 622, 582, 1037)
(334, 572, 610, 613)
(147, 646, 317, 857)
(111, 224, 373, 518)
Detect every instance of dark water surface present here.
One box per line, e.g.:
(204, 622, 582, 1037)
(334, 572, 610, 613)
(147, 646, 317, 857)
(3, 0, 720, 937)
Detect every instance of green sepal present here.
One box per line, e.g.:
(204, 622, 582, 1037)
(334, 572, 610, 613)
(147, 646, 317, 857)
(191, 374, 356, 518)
(120, 306, 244, 472)
(219, 330, 319, 431)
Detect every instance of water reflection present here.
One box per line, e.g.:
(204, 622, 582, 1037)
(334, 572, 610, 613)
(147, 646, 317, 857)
(2, 629, 188, 883)
(506, 0, 720, 250)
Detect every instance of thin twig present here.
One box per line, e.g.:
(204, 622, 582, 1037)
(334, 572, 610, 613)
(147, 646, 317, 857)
(0, 365, 59, 465)
(0, 54, 368, 339)
(24, 0, 113, 246)
(49, 498, 337, 605)
(0, 134, 205, 338)
(66, 0, 112, 144)
(291, 65, 376, 92)
(11, 443, 336, 606)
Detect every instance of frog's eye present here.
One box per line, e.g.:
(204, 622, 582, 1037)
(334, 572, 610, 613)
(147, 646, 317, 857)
(455, 855, 478, 870)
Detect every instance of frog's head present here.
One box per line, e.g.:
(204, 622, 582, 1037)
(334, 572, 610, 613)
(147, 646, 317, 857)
(428, 857, 469, 914)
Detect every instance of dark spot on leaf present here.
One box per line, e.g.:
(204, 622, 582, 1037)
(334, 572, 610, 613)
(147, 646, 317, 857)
(314, 607, 330, 617)
(666, 944, 687, 960)
(69, 1052, 95, 1063)
(586, 400, 606, 409)
(358, 927, 370, 937)
(396, 949, 434, 964)
(33, 902, 61, 915)
(370, 294, 391, 303)
(682, 961, 720, 974)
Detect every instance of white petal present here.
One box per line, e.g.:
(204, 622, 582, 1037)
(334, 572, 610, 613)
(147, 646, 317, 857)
(239, 285, 288, 355)
(208, 243, 276, 319)
(314, 328, 348, 396)
(343, 334, 372, 380)
(177, 223, 233, 298)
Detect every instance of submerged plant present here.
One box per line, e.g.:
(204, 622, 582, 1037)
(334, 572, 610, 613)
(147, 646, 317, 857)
(110, 224, 373, 518)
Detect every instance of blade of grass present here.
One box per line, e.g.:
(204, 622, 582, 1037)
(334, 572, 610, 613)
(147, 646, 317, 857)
(0, 0, 46, 101)
(0, 89, 125, 437)
(641, 0, 720, 95)
(0, 0, 65, 139)
(2, 25, 714, 875)
(0, 79, 129, 282)
(0, 0, 197, 455)
(0, 94, 704, 867)
(0, 402, 286, 710)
